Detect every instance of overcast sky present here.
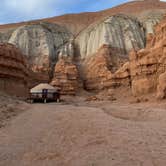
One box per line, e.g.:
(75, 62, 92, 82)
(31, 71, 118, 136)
(0, 0, 165, 25)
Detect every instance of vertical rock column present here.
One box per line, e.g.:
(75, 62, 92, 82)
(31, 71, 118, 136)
(51, 58, 79, 95)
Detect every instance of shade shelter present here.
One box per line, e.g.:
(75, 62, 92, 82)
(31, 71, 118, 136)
(29, 83, 60, 103)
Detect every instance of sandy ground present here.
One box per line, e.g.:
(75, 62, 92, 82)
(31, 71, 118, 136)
(0, 93, 28, 128)
(1, 96, 166, 166)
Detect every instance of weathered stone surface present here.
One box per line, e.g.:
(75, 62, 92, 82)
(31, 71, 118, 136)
(0, 1, 164, 83)
(112, 62, 131, 87)
(81, 14, 166, 97)
(76, 14, 146, 59)
(83, 45, 113, 91)
(156, 72, 166, 99)
(129, 49, 159, 96)
(0, 29, 14, 43)
(82, 44, 130, 91)
(128, 15, 166, 97)
(74, 9, 161, 59)
(0, 43, 29, 96)
(9, 22, 72, 76)
(0, 0, 165, 97)
(141, 11, 164, 34)
(58, 39, 75, 59)
(51, 58, 79, 95)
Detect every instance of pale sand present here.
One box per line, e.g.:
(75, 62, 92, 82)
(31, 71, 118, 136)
(1, 97, 166, 166)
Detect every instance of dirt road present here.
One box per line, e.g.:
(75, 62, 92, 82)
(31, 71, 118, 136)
(1, 101, 166, 166)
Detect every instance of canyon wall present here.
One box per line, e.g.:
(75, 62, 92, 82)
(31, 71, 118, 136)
(0, 0, 166, 96)
(81, 44, 130, 91)
(0, 43, 29, 96)
(8, 22, 72, 76)
(129, 16, 166, 98)
(0, 1, 164, 82)
(76, 14, 146, 59)
(79, 15, 166, 99)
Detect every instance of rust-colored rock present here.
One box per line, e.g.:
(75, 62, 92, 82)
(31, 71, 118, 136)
(0, 43, 29, 96)
(83, 44, 130, 91)
(82, 15, 166, 99)
(83, 45, 113, 91)
(129, 15, 166, 97)
(156, 72, 166, 99)
(51, 58, 79, 95)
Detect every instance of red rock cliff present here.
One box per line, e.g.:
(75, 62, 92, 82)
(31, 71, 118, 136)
(129, 15, 166, 98)
(51, 58, 79, 95)
(0, 43, 29, 96)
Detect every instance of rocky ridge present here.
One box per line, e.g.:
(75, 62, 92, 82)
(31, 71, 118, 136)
(8, 22, 72, 76)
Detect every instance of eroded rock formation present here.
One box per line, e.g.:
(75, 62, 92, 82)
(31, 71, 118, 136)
(0, 43, 29, 96)
(142, 11, 163, 34)
(82, 44, 130, 91)
(0, 0, 166, 96)
(0, 1, 164, 87)
(83, 45, 113, 91)
(51, 58, 79, 95)
(128, 16, 166, 97)
(76, 14, 146, 59)
(129, 49, 159, 96)
(8, 22, 72, 76)
(79, 14, 166, 99)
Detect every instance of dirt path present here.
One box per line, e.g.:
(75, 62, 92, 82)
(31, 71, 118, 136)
(1, 101, 166, 166)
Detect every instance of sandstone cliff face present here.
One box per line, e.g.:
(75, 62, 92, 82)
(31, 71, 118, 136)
(128, 15, 166, 97)
(0, 0, 164, 62)
(83, 45, 113, 91)
(82, 44, 130, 91)
(80, 14, 166, 98)
(0, 43, 29, 96)
(8, 22, 72, 76)
(129, 49, 159, 96)
(51, 58, 79, 95)
(76, 14, 146, 59)
(141, 11, 163, 34)
(0, 1, 164, 79)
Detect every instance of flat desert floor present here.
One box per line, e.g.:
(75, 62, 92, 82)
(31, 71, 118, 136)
(1, 96, 166, 166)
